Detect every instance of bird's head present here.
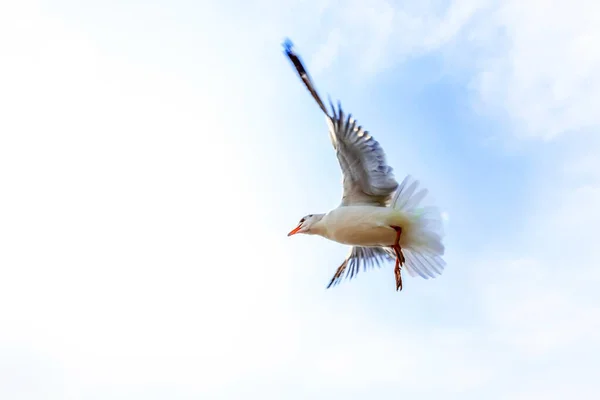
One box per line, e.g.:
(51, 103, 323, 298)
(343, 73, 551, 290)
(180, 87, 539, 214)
(287, 214, 324, 236)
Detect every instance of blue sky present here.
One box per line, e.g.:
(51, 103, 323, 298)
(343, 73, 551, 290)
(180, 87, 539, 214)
(1, 0, 599, 399)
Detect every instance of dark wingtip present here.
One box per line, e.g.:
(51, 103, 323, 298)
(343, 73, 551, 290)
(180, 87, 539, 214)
(328, 96, 336, 118)
(326, 276, 337, 289)
(282, 38, 294, 54)
(282, 38, 331, 117)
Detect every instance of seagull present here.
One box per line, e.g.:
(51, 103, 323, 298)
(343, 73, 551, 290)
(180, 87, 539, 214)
(283, 39, 446, 291)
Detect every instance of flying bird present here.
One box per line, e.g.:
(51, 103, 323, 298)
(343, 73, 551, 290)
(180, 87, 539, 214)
(283, 39, 446, 291)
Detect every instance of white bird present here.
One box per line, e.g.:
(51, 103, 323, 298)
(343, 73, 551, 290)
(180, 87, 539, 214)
(283, 40, 446, 291)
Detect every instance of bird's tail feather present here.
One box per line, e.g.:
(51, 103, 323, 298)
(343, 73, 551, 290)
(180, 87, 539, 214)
(391, 175, 446, 279)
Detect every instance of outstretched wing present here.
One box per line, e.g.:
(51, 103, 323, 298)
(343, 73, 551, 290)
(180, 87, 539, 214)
(326, 245, 446, 289)
(327, 103, 399, 206)
(283, 40, 399, 207)
(327, 246, 395, 288)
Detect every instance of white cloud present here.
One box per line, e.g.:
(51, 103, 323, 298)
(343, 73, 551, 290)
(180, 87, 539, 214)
(307, 0, 600, 142)
(302, 0, 600, 396)
(474, 257, 600, 355)
(307, 0, 486, 77)
(2, 0, 600, 399)
(471, 0, 600, 140)
(463, 3, 600, 395)
(0, 1, 302, 396)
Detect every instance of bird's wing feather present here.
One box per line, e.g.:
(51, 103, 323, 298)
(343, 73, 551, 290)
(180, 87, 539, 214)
(326, 246, 446, 288)
(283, 40, 398, 206)
(327, 102, 399, 206)
(326, 246, 395, 288)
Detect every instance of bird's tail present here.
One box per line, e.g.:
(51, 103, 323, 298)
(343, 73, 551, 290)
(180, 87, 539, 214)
(390, 175, 446, 279)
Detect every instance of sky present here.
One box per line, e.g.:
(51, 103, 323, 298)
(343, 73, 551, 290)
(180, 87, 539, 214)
(1, 0, 599, 399)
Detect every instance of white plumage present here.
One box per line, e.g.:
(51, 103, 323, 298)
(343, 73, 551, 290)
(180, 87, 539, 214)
(283, 40, 446, 291)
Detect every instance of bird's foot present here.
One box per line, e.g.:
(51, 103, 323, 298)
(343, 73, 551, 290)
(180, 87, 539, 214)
(394, 257, 403, 291)
(390, 226, 405, 291)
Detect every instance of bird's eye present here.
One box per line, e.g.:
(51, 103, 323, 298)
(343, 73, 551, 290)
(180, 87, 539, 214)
(299, 218, 305, 223)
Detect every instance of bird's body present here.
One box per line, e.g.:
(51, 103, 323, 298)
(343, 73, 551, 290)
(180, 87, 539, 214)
(315, 206, 412, 248)
(283, 39, 446, 290)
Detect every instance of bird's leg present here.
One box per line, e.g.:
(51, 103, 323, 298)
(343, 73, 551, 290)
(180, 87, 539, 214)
(390, 226, 405, 291)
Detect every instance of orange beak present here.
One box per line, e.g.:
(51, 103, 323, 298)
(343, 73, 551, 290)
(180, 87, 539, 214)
(287, 223, 303, 237)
